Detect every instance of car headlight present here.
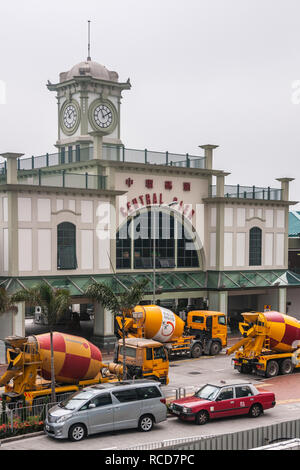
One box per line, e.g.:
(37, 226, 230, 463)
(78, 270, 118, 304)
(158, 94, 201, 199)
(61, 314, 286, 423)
(55, 414, 73, 424)
(169, 403, 174, 409)
(182, 407, 192, 414)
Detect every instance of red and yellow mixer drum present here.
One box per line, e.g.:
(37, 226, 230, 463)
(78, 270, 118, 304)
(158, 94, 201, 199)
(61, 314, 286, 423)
(28, 332, 103, 383)
(261, 311, 300, 352)
(242, 311, 300, 353)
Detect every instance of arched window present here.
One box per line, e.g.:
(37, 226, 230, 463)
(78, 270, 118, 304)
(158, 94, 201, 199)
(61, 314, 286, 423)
(116, 210, 200, 269)
(57, 222, 77, 270)
(249, 227, 262, 266)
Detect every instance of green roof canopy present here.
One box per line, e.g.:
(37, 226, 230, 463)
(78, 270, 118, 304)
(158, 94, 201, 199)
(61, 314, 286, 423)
(1, 269, 300, 297)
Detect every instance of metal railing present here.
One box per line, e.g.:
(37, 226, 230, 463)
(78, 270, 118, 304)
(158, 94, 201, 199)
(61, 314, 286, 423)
(0, 145, 206, 172)
(123, 417, 300, 451)
(209, 184, 282, 201)
(0, 391, 74, 437)
(0, 170, 107, 190)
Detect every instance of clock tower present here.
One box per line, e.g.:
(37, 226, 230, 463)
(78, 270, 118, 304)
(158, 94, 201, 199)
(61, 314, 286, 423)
(47, 57, 131, 160)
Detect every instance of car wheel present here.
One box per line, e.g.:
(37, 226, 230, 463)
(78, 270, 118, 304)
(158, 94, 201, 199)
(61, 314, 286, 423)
(210, 341, 221, 356)
(68, 423, 87, 442)
(191, 343, 202, 358)
(280, 358, 294, 375)
(249, 404, 263, 418)
(138, 414, 154, 432)
(265, 360, 279, 378)
(195, 410, 209, 425)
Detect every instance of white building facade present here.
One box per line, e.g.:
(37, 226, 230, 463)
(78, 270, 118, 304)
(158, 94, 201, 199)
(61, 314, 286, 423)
(0, 57, 299, 348)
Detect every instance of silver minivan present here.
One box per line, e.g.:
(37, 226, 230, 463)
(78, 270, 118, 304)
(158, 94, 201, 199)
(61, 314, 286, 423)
(44, 380, 167, 441)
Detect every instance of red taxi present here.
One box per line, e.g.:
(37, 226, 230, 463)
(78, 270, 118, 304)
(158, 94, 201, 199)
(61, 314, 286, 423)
(169, 380, 275, 425)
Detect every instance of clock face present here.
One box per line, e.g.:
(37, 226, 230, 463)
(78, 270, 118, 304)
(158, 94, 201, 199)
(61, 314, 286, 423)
(93, 104, 113, 129)
(63, 104, 78, 130)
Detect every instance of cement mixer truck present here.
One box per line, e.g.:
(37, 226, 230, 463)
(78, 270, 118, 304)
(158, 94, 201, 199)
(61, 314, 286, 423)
(0, 332, 169, 406)
(227, 311, 300, 378)
(115, 305, 227, 358)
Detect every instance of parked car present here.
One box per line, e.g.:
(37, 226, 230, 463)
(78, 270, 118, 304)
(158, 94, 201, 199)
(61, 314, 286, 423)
(169, 380, 275, 425)
(44, 380, 167, 441)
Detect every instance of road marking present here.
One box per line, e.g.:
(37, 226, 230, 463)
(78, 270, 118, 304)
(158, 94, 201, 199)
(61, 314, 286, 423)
(277, 398, 300, 404)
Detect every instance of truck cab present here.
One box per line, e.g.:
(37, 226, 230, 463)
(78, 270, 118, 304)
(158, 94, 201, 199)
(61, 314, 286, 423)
(115, 338, 169, 385)
(186, 311, 227, 353)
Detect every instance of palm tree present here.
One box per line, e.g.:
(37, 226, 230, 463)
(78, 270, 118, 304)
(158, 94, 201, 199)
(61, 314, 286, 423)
(85, 278, 149, 380)
(11, 282, 71, 403)
(0, 287, 17, 314)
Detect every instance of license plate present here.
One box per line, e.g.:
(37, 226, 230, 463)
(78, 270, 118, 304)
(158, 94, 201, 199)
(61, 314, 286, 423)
(173, 410, 180, 415)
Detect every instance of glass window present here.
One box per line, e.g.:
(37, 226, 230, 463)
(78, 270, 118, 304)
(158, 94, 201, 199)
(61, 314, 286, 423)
(146, 348, 153, 360)
(57, 222, 77, 270)
(60, 147, 65, 164)
(116, 220, 131, 269)
(249, 227, 262, 266)
(235, 386, 253, 398)
(136, 386, 161, 400)
(153, 346, 167, 361)
(91, 394, 112, 407)
(217, 387, 234, 401)
(192, 316, 204, 323)
(218, 316, 226, 326)
(177, 221, 199, 268)
(116, 209, 200, 269)
(68, 146, 73, 163)
(75, 145, 80, 162)
(120, 346, 136, 358)
(112, 389, 138, 403)
(194, 384, 219, 400)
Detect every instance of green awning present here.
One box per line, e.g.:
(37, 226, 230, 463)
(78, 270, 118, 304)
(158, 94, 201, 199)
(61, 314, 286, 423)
(1, 269, 300, 297)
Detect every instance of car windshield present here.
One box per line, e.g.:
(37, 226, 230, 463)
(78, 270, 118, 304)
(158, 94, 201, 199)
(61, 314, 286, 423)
(59, 390, 95, 410)
(194, 384, 219, 400)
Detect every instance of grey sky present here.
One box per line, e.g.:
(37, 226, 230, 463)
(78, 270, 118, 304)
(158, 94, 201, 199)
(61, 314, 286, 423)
(1, 0, 300, 206)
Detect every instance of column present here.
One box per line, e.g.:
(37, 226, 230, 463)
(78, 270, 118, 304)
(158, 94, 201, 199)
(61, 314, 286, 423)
(276, 177, 294, 268)
(208, 291, 228, 315)
(89, 132, 103, 160)
(92, 302, 116, 350)
(278, 287, 287, 313)
(199, 144, 219, 170)
(0, 153, 23, 276)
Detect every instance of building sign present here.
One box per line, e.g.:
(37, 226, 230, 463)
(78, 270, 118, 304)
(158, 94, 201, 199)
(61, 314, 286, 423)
(119, 192, 195, 221)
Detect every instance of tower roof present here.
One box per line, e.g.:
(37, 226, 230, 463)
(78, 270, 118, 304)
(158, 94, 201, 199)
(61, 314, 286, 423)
(59, 59, 119, 83)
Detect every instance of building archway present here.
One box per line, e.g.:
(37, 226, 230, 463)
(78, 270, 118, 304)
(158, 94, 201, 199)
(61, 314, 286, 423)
(116, 207, 205, 270)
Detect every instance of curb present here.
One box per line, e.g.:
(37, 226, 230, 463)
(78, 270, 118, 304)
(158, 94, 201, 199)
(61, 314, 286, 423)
(0, 430, 45, 445)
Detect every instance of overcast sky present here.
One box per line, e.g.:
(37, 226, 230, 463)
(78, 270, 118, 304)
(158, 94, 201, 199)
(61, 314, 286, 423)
(1, 0, 300, 207)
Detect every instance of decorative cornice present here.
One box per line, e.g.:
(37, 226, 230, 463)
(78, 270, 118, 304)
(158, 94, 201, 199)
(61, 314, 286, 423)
(203, 197, 297, 206)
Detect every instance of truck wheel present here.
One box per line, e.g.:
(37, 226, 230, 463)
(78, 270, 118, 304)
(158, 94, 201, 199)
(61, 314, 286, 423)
(280, 358, 294, 375)
(138, 414, 154, 432)
(265, 360, 279, 378)
(68, 423, 87, 441)
(210, 341, 221, 356)
(195, 410, 209, 425)
(249, 403, 263, 418)
(191, 344, 202, 358)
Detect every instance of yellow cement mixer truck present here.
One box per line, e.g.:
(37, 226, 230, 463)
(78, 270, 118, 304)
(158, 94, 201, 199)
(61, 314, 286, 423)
(115, 305, 227, 358)
(0, 332, 169, 406)
(227, 311, 300, 377)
